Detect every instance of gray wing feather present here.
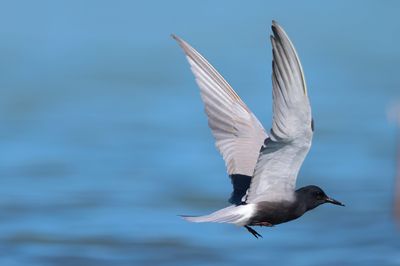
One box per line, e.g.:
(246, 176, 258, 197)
(172, 35, 268, 177)
(246, 21, 313, 203)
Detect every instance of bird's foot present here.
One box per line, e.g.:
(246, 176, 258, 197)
(244, 225, 262, 239)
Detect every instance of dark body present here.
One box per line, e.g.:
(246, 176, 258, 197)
(249, 200, 304, 226)
(248, 186, 328, 226)
(230, 175, 344, 237)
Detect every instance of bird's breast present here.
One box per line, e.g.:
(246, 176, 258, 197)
(248, 200, 303, 225)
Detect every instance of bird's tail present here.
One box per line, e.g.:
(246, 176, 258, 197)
(181, 204, 255, 226)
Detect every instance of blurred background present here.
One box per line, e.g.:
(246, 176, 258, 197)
(0, 0, 399, 265)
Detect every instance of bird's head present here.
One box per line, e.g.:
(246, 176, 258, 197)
(296, 185, 345, 211)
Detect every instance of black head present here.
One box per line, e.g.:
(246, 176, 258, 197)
(296, 185, 345, 211)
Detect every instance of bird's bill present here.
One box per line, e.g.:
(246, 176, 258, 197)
(325, 197, 345, 206)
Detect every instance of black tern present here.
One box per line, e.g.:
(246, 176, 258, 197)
(172, 21, 344, 238)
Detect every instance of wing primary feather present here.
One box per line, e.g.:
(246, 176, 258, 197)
(172, 34, 268, 179)
(245, 21, 313, 204)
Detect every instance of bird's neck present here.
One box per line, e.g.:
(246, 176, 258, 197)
(293, 191, 313, 217)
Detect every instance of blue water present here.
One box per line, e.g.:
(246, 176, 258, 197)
(0, 1, 399, 265)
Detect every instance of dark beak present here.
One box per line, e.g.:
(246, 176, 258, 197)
(325, 197, 345, 206)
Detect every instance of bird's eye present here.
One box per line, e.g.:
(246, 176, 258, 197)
(314, 191, 323, 199)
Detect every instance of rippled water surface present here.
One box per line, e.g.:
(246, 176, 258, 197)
(0, 1, 399, 265)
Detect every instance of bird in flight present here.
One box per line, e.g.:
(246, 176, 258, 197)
(172, 20, 344, 238)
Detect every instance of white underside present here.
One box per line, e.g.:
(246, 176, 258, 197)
(182, 204, 256, 226)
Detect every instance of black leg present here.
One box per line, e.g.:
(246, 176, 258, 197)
(244, 225, 262, 239)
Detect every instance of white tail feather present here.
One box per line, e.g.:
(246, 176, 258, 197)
(181, 204, 255, 226)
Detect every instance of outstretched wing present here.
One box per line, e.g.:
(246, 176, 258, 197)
(172, 35, 268, 178)
(246, 21, 313, 203)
